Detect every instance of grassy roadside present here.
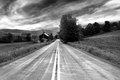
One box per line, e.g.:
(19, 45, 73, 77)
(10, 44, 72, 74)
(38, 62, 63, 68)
(0, 41, 54, 66)
(69, 33, 120, 67)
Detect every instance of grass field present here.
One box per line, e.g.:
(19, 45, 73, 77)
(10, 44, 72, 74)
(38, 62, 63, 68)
(0, 42, 33, 53)
(0, 41, 53, 66)
(69, 30, 120, 67)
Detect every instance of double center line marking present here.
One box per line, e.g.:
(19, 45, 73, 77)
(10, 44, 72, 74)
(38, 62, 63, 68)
(51, 41, 60, 80)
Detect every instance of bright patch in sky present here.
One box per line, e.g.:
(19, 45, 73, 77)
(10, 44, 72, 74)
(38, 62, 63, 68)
(0, 0, 120, 30)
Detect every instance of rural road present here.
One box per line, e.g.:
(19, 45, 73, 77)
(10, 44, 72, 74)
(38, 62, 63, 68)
(0, 39, 120, 80)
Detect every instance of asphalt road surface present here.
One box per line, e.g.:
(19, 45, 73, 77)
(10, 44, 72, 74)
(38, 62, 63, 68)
(0, 39, 120, 80)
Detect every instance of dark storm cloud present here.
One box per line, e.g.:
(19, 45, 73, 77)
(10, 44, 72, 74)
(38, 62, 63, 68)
(22, 0, 85, 17)
(61, 0, 84, 2)
(73, 0, 109, 17)
(0, 0, 16, 6)
(22, 0, 58, 17)
(0, 0, 16, 15)
(21, 0, 108, 24)
(1, 0, 119, 30)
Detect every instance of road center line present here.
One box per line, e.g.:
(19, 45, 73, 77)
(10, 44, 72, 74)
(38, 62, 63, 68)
(51, 48, 58, 80)
(57, 41, 60, 80)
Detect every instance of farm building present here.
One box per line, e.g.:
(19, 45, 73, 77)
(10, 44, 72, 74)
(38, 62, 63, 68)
(39, 32, 50, 42)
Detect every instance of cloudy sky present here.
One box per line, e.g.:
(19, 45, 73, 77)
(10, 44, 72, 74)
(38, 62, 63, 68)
(0, 0, 120, 30)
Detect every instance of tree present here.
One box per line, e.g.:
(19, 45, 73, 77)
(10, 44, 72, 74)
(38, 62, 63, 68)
(93, 22, 101, 34)
(77, 24, 84, 40)
(102, 21, 111, 32)
(118, 21, 120, 30)
(26, 33, 31, 41)
(14, 35, 22, 42)
(49, 33, 53, 40)
(111, 22, 119, 31)
(2, 33, 15, 43)
(59, 14, 82, 42)
(84, 23, 94, 36)
(21, 33, 31, 42)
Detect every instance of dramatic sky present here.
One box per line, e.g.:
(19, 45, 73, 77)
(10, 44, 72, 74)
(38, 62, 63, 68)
(0, 0, 120, 30)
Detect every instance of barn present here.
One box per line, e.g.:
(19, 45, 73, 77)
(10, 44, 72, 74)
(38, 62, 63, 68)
(39, 32, 49, 42)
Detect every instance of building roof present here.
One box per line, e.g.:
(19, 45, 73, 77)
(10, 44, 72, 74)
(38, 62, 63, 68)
(43, 32, 49, 37)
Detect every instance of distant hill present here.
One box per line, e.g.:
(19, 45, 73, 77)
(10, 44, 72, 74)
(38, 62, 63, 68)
(0, 27, 59, 36)
(46, 27, 59, 36)
(0, 29, 27, 34)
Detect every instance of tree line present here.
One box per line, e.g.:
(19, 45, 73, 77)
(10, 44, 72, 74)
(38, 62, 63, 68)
(82, 21, 120, 36)
(59, 14, 120, 43)
(0, 32, 54, 43)
(0, 33, 31, 43)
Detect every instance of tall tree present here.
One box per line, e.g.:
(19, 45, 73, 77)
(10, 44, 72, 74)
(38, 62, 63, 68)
(59, 14, 81, 42)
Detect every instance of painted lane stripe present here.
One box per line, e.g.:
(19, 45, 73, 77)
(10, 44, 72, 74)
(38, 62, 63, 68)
(57, 41, 60, 80)
(51, 46, 58, 80)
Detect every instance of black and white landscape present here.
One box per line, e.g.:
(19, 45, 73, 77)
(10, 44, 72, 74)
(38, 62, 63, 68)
(0, 0, 120, 80)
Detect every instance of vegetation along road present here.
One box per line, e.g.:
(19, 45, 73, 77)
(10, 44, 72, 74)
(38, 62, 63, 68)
(0, 39, 120, 80)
